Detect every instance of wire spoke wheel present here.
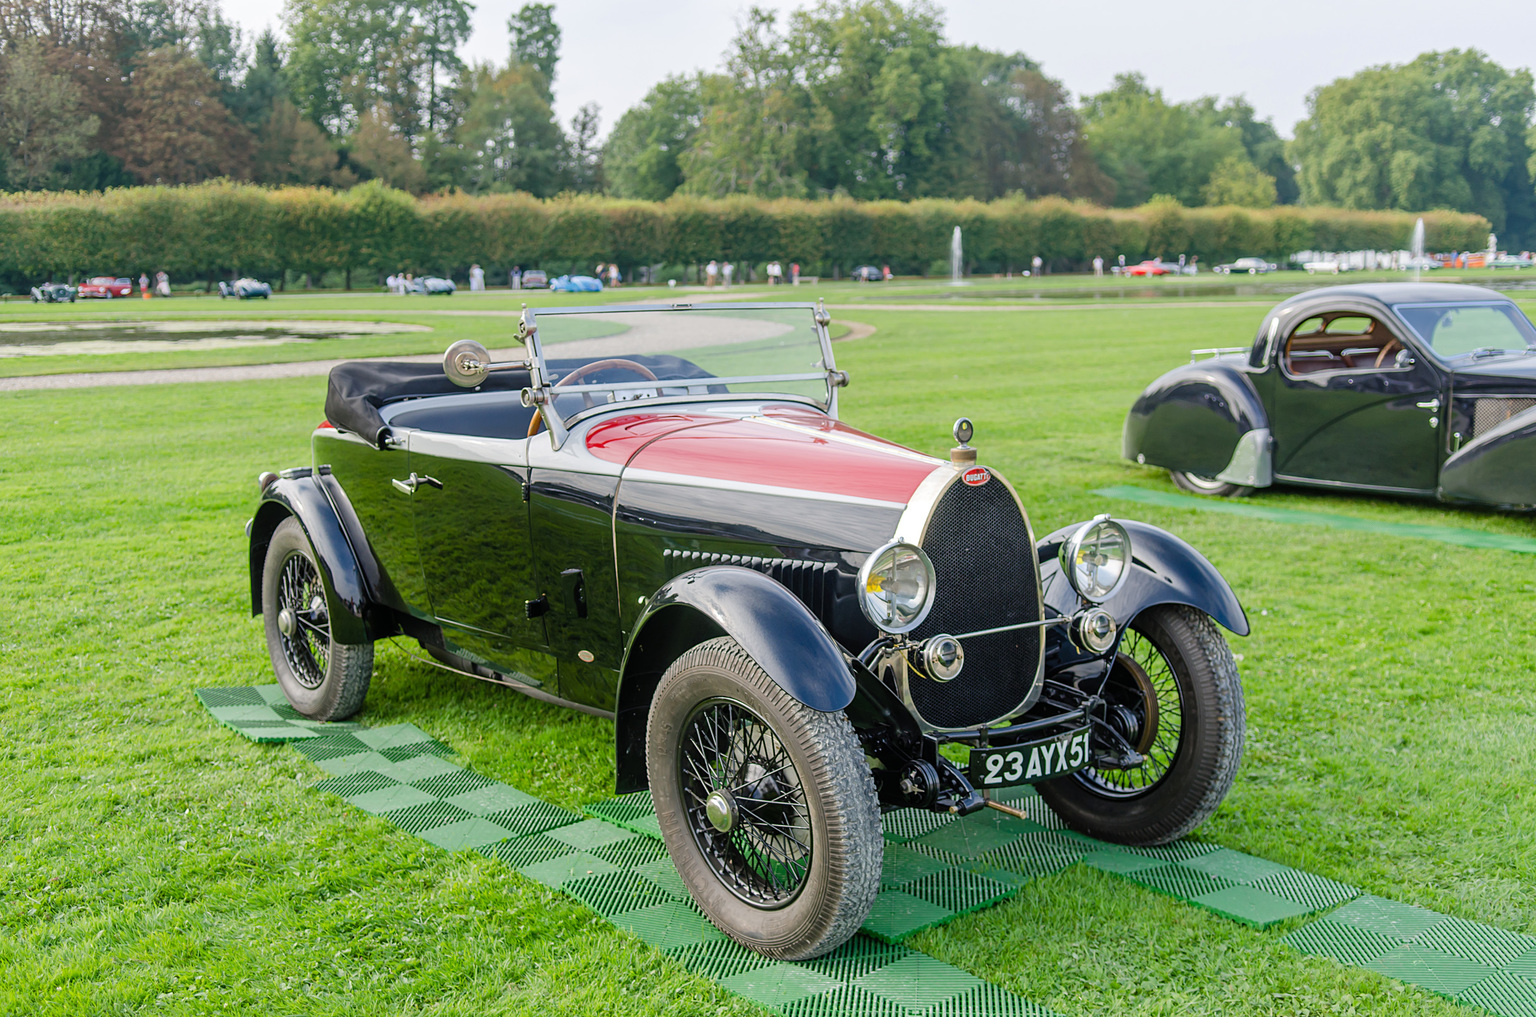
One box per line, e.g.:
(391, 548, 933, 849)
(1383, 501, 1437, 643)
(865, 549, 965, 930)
(1037, 605, 1244, 846)
(260, 516, 372, 721)
(276, 550, 330, 690)
(647, 636, 880, 960)
(1077, 627, 1184, 797)
(678, 699, 812, 909)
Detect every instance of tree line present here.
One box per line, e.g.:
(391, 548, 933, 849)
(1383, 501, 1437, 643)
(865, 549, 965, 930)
(1, 0, 1532, 245)
(0, 183, 1490, 288)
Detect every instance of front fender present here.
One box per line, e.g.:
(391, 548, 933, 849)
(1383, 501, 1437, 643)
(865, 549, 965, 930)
(1038, 518, 1249, 636)
(1123, 361, 1272, 486)
(1439, 407, 1536, 509)
(612, 565, 857, 793)
(247, 473, 382, 644)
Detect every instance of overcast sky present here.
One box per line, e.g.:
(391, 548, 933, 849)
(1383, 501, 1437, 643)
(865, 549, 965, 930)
(230, 0, 1536, 140)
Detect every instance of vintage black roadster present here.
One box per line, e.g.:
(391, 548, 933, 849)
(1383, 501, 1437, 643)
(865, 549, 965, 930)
(247, 302, 1249, 959)
(1125, 282, 1536, 509)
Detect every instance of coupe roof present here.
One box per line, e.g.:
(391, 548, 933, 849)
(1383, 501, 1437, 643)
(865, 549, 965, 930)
(1274, 281, 1512, 311)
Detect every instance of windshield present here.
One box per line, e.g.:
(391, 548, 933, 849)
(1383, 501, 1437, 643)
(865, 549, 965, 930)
(528, 305, 833, 427)
(1393, 301, 1536, 360)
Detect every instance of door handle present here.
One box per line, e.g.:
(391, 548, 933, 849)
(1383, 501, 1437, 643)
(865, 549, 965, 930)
(391, 473, 442, 494)
(1415, 399, 1440, 411)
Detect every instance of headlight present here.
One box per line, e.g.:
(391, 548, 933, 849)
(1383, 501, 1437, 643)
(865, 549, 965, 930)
(858, 540, 936, 633)
(1059, 514, 1131, 602)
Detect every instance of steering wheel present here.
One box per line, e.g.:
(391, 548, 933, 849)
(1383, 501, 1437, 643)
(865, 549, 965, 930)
(1374, 339, 1403, 369)
(528, 358, 661, 437)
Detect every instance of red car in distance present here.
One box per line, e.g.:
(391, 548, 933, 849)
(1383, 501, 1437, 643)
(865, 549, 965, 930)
(78, 276, 132, 298)
(1124, 260, 1171, 277)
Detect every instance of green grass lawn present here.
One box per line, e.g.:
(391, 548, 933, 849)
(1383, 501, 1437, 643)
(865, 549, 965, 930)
(3, 294, 1532, 1015)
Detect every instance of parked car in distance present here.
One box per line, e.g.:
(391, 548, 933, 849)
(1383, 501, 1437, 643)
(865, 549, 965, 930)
(1303, 260, 1344, 275)
(1215, 258, 1277, 275)
(78, 276, 132, 298)
(249, 300, 1251, 961)
(851, 265, 883, 281)
(30, 282, 75, 303)
(1487, 253, 1533, 270)
(1124, 260, 1171, 277)
(1124, 282, 1536, 510)
(219, 278, 272, 299)
(549, 274, 603, 292)
(520, 269, 549, 289)
(405, 276, 456, 295)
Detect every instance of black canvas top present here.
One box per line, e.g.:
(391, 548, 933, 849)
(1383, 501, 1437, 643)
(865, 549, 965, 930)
(325, 361, 532, 448)
(324, 354, 721, 448)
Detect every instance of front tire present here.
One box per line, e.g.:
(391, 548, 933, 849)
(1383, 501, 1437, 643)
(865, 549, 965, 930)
(646, 637, 881, 960)
(261, 516, 372, 720)
(1038, 605, 1244, 845)
(1170, 469, 1253, 498)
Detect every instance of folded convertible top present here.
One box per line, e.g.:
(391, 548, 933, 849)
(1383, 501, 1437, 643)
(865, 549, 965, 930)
(325, 361, 531, 448)
(325, 353, 720, 449)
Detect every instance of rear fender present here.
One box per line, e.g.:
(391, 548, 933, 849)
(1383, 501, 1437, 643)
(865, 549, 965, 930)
(1038, 519, 1249, 638)
(1123, 361, 1272, 487)
(613, 566, 858, 793)
(247, 472, 383, 644)
(1439, 407, 1536, 509)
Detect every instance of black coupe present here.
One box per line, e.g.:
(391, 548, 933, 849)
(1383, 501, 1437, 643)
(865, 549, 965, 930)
(1125, 282, 1536, 509)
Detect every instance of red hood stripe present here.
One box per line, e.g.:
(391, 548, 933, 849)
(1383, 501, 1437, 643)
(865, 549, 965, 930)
(587, 408, 941, 504)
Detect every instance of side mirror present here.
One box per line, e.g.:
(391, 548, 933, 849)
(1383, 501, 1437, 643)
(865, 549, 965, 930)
(444, 339, 492, 387)
(1394, 349, 1416, 369)
(442, 340, 532, 388)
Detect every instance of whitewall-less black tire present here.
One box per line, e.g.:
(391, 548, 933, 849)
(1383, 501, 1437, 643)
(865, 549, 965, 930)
(646, 637, 881, 960)
(1038, 605, 1244, 845)
(261, 516, 372, 720)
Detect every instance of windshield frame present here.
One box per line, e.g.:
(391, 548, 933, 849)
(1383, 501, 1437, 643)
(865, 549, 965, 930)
(522, 301, 840, 447)
(1391, 300, 1536, 364)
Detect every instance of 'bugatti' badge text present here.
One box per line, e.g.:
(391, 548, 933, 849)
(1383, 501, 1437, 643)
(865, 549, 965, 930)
(962, 466, 991, 486)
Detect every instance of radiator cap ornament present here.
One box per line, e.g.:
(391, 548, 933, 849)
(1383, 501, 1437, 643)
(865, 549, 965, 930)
(950, 417, 977, 467)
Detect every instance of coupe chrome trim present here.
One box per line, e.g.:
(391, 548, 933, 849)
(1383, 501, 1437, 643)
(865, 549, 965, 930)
(1215, 427, 1273, 487)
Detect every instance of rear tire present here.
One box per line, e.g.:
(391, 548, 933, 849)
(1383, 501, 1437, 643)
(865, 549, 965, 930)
(1170, 469, 1253, 498)
(646, 637, 881, 960)
(1038, 605, 1244, 845)
(261, 517, 372, 720)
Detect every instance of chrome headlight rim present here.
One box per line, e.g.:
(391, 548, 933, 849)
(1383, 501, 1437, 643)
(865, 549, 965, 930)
(857, 539, 937, 634)
(1059, 514, 1132, 603)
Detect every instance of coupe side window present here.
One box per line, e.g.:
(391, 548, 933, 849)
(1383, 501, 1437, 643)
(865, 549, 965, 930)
(1282, 313, 1407, 376)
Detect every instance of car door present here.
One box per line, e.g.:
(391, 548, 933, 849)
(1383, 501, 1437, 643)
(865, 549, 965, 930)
(526, 448, 624, 712)
(1270, 310, 1444, 492)
(405, 429, 557, 689)
(316, 428, 432, 619)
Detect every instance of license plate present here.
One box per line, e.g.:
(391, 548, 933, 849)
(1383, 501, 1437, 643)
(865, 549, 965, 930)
(969, 726, 1092, 788)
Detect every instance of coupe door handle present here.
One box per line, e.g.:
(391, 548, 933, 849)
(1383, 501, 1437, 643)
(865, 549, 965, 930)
(391, 473, 442, 494)
(1416, 399, 1441, 411)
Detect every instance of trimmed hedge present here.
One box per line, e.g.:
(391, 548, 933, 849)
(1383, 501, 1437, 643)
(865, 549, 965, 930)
(0, 181, 1491, 283)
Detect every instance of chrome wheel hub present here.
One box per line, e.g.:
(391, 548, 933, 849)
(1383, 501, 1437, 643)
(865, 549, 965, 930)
(277, 607, 297, 637)
(705, 789, 738, 833)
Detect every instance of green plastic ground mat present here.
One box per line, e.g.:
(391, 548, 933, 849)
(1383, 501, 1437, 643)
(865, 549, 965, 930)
(195, 684, 363, 740)
(1094, 485, 1536, 555)
(586, 783, 1358, 933)
(1285, 896, 1536, 1015)
(197, 687, 1059, 1017)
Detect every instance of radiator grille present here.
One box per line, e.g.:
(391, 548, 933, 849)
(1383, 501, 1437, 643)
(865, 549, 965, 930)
(905, 478, 1043, 730)
(1473, 398, 1536, 438)
(662, 549, 836, 620)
